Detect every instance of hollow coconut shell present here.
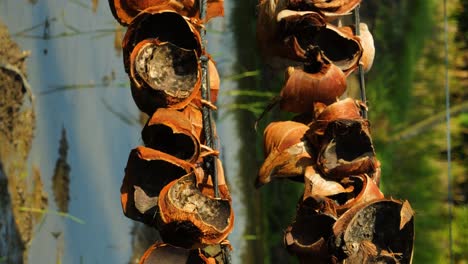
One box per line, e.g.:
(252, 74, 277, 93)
(139, 242, 228, 264)
(332, 199, 414, 264)
(157, 173, 234, 248)
(305, 98, 365, 149)
(257, 140, 314, 188)
(123, 8, 203, 113)
(263, 121, 309, 156)
(328, 175, 384, 216)
(339, 23, 375, 73)
(142, 108, 201, 163)
(279, 62, 347, 113)
(109, 0, 224, 26)
(287, 0, 362, 20)
(120, 146, 193, 225)
(316, 23, 362, 73)
(284, 195, 337, 262)
(316, 119, 379, 179)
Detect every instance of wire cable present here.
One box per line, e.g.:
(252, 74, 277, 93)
(354, 5, 368, 119)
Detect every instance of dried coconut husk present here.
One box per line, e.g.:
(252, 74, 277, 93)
(139, 242, 229, 264)
(142, 108, 200, 162)
(123, 8, 202, 113)
(263, 121, 309, 156)
(327, 175, 384, 216)
(316, 119, 379, 179)
(284, 195, 337, 262)
(315, 23, 362, 73)
(157, 172, 234, 248)
(279, 50, 347, 113)
(120, 146, 193, 225)
(256, 0, 325, 68)
(303, 166, 351, 200)
(305, 98, 365, 150)
(339, 23, 375, 73)
(139, 242, 191, 264)
(257, 140, 314, 188)
(332, 199, 414, 264)
(109, 0, 224, 26)
(287, 0, 362, 21)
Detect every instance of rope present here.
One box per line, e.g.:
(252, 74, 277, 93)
(443, 0, 454, 262)
(199, 0, 219, 198)
(354, 5, 368, 119)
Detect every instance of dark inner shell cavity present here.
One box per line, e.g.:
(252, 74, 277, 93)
(142, 124, 196, 161)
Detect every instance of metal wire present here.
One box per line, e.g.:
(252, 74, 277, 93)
(199, 0, 219, 198)
(354, 5, 368, 119)
(443, 0, 454, 262)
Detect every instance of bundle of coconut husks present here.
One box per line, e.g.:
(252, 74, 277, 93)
(108, 1, 234, 263)
(256, 1, 415, 263)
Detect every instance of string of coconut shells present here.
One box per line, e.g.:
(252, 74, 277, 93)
(255, 1, 415, 263)
(108, 0, 234, 263)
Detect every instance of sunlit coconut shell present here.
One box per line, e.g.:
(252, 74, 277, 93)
(109, 0, 224, 26)
(263, 121, 309, 156)
(315, 23, 362, 73)
(284, 196, 337, 262)
(303, 166, 351, 199)
(256, 4, 326, 68)
(305, 98, 365, 149)
(142, 108, 200, 163)
(340, 23, 375, 73)
(257, 141, 314, 188)
(327, 175, 384, 216)
(139, 242, 191, 264)
(316, 119, 378, 179)
(287, 0, 362, 21)
(333, 199, 414, 264)
(157, 173, 234, 248)
(123, 8, 202, 113)
(279, 53, 347, 113)
(120, 146, 193, 225)
(139, 242, 228, 264)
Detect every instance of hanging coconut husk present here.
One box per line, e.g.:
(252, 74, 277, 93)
(315, 23, 362, 73)
(139, 242, 192, 264)
(279, 50, 347, 113)
(287, 0, 362, 21)
(284, 195, 337, 263)
(257, 120, 313, 187)
(303, 166, 351, 199)
(316, 119, 379, 179)
(139, 242, 229, 264)
(263, 121, 309, 156)
(257, 5, 326, 69)
(109, 0, 224, 26)
(332, 199, 414, 264)
(120, 146, 194, 225)
(122, 8, 203, 113)
(157, 172, 234, 248)
(305, 98, 365, 150)
(142, 108, 201, 163)
(339, 23, 375, 73)
(327, 175, 384, 216)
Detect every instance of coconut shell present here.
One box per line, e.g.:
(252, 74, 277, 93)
(263, 121, 309, 156)
(120, 146, 193, 225)
(279, 62, 347, 113)
(157, 173, 234, 248)
(284, 196, 337, 262)
(123, 8, 203, 113)
(287, 0, 362, 21)
(333, 199, 414, 264)
(142, 108, 200, 162)
(109, 0, 224, 26)
(316, 119, 379, 179)
(340, 23, 375, 73)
